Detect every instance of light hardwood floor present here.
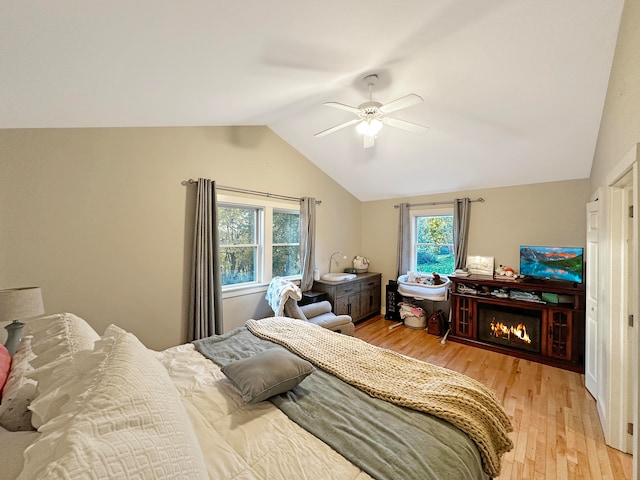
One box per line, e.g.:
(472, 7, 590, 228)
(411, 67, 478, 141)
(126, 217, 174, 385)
(355, 316, 632, 480)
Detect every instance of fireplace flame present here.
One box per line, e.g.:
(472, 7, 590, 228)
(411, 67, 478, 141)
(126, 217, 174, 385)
(489, 318, 532, 344)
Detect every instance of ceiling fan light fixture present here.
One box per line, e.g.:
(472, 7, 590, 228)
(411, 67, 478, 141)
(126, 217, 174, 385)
(356, 118, 383, 137)
(315, 73, 428, 148)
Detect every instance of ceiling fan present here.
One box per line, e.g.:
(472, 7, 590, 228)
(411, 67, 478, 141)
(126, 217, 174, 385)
(314, 74, 430, 148)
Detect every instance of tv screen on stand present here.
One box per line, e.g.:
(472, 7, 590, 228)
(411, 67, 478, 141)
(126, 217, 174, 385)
(519, 246, 584, 284)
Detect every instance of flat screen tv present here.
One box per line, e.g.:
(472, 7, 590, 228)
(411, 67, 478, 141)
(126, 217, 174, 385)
(519, 246, 584, 284)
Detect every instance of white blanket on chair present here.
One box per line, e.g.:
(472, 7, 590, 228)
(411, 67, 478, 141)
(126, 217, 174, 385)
(265, 277, 302, 316)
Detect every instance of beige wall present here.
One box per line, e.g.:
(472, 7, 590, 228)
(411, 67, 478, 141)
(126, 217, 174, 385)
(0, 131, 601, 350)
(591, 0, 640, 191)
(362, 179, 591, 308)
(0, 127, 361, 349)
(587, 0, 639, 460)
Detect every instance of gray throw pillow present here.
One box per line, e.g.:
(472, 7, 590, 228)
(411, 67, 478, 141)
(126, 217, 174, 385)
(221, 348, 314, 403)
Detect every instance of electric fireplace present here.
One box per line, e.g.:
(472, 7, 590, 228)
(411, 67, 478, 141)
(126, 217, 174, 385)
(477, 304, 542, 354)
(450, 276, 585, 372)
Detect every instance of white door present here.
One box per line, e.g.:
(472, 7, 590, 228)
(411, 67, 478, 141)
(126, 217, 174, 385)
(606, 171, 635, 453)
(585, 200, 599, 398)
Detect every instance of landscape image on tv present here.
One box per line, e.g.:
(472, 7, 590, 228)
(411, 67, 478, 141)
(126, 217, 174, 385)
(519, 246, 584, 283)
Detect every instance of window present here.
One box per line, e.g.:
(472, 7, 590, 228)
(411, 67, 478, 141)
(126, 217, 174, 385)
(218, 196, 300, 290)
(218, 205, 259, 285)
(272, 210, 300, 277)
(411, 208, 454, 275)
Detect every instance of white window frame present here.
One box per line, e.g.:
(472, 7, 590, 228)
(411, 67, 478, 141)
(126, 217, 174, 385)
(410, 206, 454, 273)
(272, 207, 301, 278)
(218, 194, 300, 299)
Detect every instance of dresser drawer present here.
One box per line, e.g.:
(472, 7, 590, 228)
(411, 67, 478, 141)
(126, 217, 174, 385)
(335, 282, 361, 298)
(362, 276, 381, 290)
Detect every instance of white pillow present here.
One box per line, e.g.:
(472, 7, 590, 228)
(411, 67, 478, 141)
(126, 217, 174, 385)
(25, 312, 99, 368)
(22, 313, 100, 429)
(0, 336, 37, 431)
(0, 313, 99, 431)
(19, 324, 209, 480)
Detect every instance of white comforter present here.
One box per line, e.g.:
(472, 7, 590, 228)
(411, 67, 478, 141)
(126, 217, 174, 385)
(3, 341, 372, 480)
(156, 343, 373, 480)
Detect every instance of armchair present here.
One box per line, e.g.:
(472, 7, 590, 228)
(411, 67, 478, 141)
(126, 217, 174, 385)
(283, 298, 355, 336)
(265, 277, 355, 336)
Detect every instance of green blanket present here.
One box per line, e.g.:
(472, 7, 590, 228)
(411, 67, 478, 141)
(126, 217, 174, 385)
(194, 327, 487, 480)
(246, 317, 513, 477)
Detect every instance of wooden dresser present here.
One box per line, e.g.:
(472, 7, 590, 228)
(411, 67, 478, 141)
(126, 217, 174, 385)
(450, 275, 585, 372)
(312, 272, 381, 322)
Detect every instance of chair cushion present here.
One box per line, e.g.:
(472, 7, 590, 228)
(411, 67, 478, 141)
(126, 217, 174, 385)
(307, 313, 352, 330)
(284, 299, 354, 336)
(299, 301, 333, 318)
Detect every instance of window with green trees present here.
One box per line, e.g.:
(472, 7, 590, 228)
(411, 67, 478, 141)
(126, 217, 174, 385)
(219, 205, 259, 285)
(218, 200, 300, 288)
(413, 212, 454, 274)
(272, 210, 300, 277)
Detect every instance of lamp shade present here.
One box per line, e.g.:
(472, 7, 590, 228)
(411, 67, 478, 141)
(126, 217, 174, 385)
(0, 287, 45, 322)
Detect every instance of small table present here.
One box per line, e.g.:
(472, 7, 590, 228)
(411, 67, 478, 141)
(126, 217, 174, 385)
(299, 290, 328, 306)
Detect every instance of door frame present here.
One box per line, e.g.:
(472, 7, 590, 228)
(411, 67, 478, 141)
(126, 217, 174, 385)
(607, 170, 634, 452)
(599, 144, 639, 469)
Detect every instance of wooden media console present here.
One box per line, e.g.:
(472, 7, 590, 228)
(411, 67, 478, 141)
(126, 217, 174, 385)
(449, 275, 585, 372)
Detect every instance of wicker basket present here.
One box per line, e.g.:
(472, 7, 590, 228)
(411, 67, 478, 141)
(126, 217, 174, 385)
(404, 314, 426, 329)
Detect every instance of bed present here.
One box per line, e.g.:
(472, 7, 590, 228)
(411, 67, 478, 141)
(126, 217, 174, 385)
(0, 313, 513, 479)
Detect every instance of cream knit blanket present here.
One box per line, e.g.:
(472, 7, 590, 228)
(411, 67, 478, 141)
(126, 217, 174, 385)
(246, 317, 513, 478)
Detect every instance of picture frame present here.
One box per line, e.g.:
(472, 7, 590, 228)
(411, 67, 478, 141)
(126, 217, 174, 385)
(465, 255, 495, 276)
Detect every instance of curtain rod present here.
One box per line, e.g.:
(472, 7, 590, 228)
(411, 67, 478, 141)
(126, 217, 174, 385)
(181, 179, 321, 204)
(393, 197, 484, 208)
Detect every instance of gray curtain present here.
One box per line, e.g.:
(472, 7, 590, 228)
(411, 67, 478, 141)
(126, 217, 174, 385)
(396, 202, 411, 278)
(188, 178, 223, 340)
(299, 197, 316, 291)
(453, 197, 470, 270)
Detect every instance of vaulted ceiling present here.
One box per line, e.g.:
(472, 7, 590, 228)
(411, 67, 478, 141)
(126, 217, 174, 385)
(1, 1, 624, 200)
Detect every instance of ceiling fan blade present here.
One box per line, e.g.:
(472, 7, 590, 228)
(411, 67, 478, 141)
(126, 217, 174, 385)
(384, 117, 430, 134)
(323, 102, 362, 115)
(379, 94, 423, 114)
(363, 134, 375, 149)
(314, 118, 359, 137)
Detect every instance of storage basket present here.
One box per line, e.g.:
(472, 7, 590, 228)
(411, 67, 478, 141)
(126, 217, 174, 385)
(399, 302, 426, 329)
(404, 314, 427, 329)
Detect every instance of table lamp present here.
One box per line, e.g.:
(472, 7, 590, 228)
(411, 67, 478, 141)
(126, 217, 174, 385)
(0, 287, 45, 355)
